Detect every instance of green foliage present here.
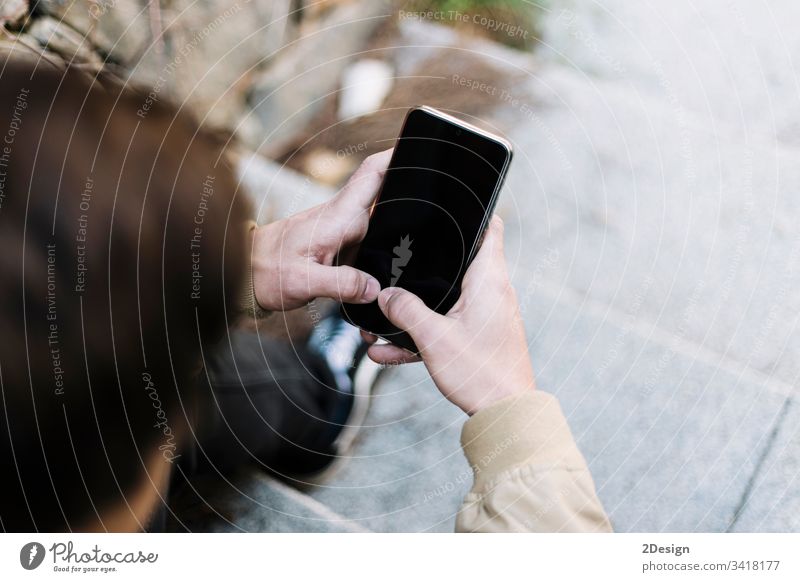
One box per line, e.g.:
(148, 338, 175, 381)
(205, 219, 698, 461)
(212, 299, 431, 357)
(432, 0, 531, 11)
(400, 0, 543, 50)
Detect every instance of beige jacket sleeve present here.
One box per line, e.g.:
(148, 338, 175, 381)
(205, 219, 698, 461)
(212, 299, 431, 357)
(456, 390, 612, 533)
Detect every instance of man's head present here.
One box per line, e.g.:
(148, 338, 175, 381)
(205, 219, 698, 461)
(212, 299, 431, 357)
(0, 60, 250, 531)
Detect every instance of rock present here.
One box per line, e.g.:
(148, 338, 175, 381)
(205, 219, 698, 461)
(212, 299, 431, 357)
(0, 0, 28, 28)
(129, 0, 296, 130)
(301, 147, 358, 186)
(28, 16, 102, 65)
(7, 0, 387, 141)
(337, 58, 394, 120)
(36, 0, 150, 64)
(0, 31, 64, 66)
(394, 19, 534, 77)
(248, 0, 391, 154)
(233, 149, 334, 223)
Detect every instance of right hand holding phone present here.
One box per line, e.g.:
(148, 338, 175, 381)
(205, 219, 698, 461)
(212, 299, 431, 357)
(364, 216, 536, 415)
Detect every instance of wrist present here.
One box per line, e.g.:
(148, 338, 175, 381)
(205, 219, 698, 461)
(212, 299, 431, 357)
(461, 358, 536, 415)
(243, 222, 272, 318)
(464, 380, 536, 416)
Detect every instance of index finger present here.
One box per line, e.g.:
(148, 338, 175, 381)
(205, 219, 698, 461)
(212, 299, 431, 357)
(335, 149, 393, 210)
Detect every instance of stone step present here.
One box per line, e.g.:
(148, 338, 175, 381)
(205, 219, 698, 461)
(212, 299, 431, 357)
(494, 63, 800, 391)
(526, 282, 787, 531)
(230, 9, 800, 531)
(730, 399, 800, 532)
(235, 149, 336, 221)
(183, 286, 788, 532)
(538, 0, 800, 149)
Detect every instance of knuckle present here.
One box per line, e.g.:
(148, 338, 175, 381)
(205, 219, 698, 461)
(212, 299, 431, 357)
(344, 270, 364, 298)
(387, 292, 412, 321)
(362, 151, 390, 175)
(385, 292, 405, 318)
(364, 152, 383, 168)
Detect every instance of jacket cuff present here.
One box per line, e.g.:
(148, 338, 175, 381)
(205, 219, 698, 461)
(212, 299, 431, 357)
(460, 390, 585, 491)
(240, 220, 272, 319)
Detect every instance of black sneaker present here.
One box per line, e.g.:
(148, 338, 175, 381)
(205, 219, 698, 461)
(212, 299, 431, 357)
(285, 308, 382, 483)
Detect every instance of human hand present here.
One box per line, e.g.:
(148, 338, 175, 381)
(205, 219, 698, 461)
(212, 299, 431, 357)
(364, 217, 536, 415)
(251, 150, 391, 311)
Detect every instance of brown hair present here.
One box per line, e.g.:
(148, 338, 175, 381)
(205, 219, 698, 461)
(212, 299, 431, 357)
(0, 60, 250, 531)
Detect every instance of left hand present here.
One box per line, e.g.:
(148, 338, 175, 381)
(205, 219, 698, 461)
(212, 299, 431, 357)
(251, 149, 392, 311)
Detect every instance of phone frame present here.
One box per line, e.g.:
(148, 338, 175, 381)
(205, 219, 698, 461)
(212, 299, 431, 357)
(344, 105, 514, 352)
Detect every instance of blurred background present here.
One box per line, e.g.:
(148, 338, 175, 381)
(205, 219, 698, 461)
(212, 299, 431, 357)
(3, 0, 800, 532)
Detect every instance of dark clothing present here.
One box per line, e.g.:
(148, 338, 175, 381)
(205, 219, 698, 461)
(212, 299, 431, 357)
(195, 328, 342, 473)
(149, 328, 340, 531)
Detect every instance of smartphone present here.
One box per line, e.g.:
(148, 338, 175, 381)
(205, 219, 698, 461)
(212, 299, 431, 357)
(341, 106, 513, 353)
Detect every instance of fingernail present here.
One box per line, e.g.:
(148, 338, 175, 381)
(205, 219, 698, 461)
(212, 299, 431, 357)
(363, 277, 381, 301)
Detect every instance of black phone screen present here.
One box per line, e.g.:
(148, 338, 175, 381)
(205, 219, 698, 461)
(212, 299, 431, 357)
(341, 107, 511, 352)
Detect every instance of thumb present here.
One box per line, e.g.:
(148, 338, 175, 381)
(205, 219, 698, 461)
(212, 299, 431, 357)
(378, 287, 445, 350)
(309, 265, 380, 304)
